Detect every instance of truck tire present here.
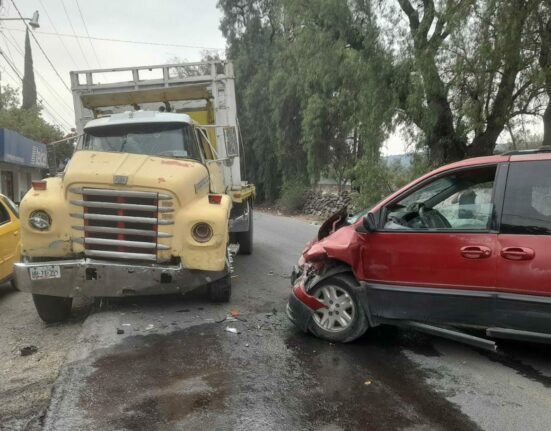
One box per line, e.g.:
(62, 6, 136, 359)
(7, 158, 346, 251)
(32, 294, 73, 323)
(208, 274, 232, 303)
(237, 202, 253, 255)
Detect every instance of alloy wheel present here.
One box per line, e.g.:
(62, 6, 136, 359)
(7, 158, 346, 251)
(312, 284, 356, 332)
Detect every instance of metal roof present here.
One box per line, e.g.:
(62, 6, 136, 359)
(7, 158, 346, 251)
(84, 111, 193, 130)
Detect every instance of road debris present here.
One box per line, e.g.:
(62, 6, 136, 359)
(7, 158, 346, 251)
(20, 345, 38, 357)
(225, 327, 239, 334)
(145, 324, 155, 331)
(117, 329, 124, 335)
(364, 380, 372, 386)
(230, 309, 241, 317)
(176, 309, 190, 313)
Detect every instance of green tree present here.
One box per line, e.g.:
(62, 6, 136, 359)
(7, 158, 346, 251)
(0, 84, 63, 144)
(22, 28, 37, 110)
(537, 3, 551, 146)
(218, 0, 549, 203)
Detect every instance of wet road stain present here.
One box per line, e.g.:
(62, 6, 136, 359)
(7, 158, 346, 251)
(81, 316, 482, 431)
(480, 340, 551, 388)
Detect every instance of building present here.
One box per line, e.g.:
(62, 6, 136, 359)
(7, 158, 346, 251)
(0, 128, 48, 203)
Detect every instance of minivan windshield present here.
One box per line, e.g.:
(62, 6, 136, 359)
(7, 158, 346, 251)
(82, 122, 201, 161)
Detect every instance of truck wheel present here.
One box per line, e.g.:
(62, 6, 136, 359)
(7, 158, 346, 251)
(237, 202, 253, 255)
(32, 294, 73, 323)
(307, 274, 368, 343)
(10, 278, 19, 291)
(208, 274, 232, 303)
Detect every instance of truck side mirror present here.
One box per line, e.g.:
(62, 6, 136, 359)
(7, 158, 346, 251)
(363, 212, 377, 232)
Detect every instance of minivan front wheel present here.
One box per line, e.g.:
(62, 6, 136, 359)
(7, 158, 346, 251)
(308, 274, 368, 343)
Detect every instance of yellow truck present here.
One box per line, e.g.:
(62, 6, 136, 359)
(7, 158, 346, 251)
(14, 61, 254, 322)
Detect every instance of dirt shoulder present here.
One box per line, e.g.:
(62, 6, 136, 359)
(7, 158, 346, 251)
(0, 284, 91, 430)
(254, 205, 323, 225)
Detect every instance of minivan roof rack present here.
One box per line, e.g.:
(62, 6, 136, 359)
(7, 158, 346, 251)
(501, 146, 551, 156)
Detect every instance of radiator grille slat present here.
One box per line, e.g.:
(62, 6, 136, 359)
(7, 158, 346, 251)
(70, 187, 174, 262)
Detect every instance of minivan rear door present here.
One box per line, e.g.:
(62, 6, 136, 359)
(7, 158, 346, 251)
(496, 157, 551, 332)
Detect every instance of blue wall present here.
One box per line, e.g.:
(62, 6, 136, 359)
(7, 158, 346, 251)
(0, 128, 48, 168)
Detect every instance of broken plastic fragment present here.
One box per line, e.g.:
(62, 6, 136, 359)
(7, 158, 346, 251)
(20, 345, 38, 356)
(225, 327, 239, 334)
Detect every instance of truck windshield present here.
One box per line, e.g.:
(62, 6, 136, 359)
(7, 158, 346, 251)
(83, 122, 201, 160)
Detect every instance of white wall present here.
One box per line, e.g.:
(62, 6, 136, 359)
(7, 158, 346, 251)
(0, 163, 44, 202)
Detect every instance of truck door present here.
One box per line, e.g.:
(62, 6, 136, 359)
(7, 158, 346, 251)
(196, 128, 225, 194)
(496, 158, 551, 332)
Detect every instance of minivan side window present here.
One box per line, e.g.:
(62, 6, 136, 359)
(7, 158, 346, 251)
(501, 160, 551, 235)
(383, 166, 496, 231)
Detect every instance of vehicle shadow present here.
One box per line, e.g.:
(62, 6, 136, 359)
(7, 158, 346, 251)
(356, 324, 551, 387)
(87, 286, 215, 314)
(0, 282, 16, 302)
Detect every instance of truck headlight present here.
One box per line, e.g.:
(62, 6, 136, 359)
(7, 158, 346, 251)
(29, 210, 51, 231)
(192, 223, 213, 243)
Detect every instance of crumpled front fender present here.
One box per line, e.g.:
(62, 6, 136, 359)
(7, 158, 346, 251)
(302, 224, 367, 278)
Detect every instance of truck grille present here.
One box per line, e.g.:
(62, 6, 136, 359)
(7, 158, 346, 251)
(70, 187, 173, 262)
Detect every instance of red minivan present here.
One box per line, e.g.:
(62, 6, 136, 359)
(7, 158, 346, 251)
(287, 149, 551, 348)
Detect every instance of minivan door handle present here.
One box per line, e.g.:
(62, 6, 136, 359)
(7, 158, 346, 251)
(500, 247, 535, 261)
(460, 246, 492, 259)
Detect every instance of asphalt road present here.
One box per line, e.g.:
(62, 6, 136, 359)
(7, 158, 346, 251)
(3, 211, 551, 431)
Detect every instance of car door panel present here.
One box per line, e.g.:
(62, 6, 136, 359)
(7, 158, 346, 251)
(361, 165, 500, 327)
(364, 232, 497, 290)
(362, 232, 497, 326)
(495, 159, 551, 332)
(0, 201, 19, 281)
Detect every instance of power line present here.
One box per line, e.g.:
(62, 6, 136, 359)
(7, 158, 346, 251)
(59, 0, 89, 68)
(8, 0, 72, 93)
(3, 27, 223, 51)
(38, 0, 79, 69)
(0, 46, 22, 80)
(1, 29, 74, 114)
(74, 0, 101, 68)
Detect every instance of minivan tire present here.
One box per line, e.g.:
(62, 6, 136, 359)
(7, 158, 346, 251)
(32, 294, 73, 323)
(308, 274, 368, 343)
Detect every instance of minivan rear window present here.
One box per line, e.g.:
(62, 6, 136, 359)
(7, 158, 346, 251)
(501, 160, 551, 235)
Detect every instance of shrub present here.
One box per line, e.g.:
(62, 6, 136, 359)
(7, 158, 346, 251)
(277, 180, 308, 212)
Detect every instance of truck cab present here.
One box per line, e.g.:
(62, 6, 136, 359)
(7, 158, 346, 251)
(15, 61, 254, 322)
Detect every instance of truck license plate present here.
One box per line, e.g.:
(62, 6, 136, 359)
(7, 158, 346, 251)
(29, 265, 61, 280)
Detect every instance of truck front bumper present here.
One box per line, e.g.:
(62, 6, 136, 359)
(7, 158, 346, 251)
(14, 258, 227, 298)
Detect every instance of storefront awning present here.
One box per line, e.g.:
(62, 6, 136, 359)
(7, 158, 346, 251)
(0, 128, 48, 168)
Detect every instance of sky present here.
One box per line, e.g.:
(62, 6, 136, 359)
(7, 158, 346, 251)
(0, 0, 409, 155)
(0, 1, 226, 128)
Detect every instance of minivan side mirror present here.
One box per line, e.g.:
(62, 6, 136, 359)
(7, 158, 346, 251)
(362, 212, 377, 232)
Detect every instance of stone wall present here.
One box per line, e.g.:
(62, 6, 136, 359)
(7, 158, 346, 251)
(302, 191, 353, 217)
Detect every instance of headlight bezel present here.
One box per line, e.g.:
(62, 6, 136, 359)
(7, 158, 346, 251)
(192, 222, 213, 243)
(29, 210, 52, 231)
